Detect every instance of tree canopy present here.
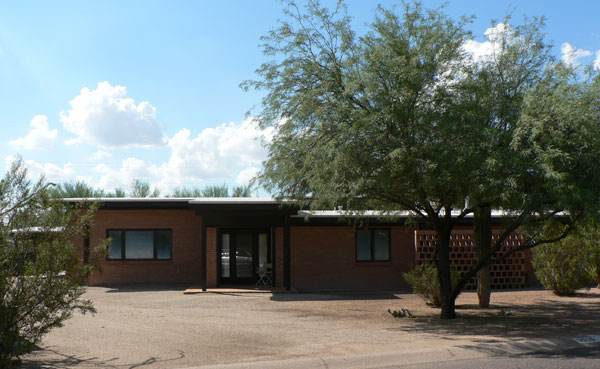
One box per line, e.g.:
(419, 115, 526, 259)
(244, 0, 600, 318)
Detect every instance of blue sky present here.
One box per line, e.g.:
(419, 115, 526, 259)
(1, 1, 599, 196)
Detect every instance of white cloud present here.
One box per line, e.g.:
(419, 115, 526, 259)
(95, 157, 157, 191)
(60, 81, 166, 148)
(462, 23, 513, 64)
(5, 118, 273, 195)
(594, 50, 600, 71)
(90, 150, 112, 161)
(236, 167, 260, 185)
(10, 115, 58, 150)
(561, 43, 592, 67)
(90, 117, 273, 194)
(161, 117, 273, 181)
(4, 155, 75, 183)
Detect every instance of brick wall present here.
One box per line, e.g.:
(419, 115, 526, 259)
(290, 226, 416, 290)
(415, 230, 533, 290)
(206, 227, 217, 287)
(89, 209, 202, 285)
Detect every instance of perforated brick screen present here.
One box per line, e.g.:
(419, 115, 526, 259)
(415, 230, 528, 290)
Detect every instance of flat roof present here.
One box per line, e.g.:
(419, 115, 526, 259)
(64, 197, 288, 204)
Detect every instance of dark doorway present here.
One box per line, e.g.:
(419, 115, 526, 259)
(219, 230, 270, 285)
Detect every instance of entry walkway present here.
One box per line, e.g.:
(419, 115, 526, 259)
(183, 285, 288, 294)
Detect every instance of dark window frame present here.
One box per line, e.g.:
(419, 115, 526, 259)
(106, 229, 172, 261)
(355, 228, 391, 262)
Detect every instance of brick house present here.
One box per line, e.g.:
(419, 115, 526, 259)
(71, 198, 533, 290)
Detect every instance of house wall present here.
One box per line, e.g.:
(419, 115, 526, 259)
(290, 226, 416, 290)
(88, 209, 202, 285)
(207, 227, 217, 288)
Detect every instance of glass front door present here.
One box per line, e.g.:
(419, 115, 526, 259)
(220, 230, 270, 285)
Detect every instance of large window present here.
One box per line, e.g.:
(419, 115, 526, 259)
(356, 229, 390, 262)
(107, 229, 172, 260)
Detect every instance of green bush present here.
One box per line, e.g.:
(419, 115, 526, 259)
(403, 262, 460, 307)
(532, 233, 596, 296)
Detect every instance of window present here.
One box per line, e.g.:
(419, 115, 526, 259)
(356, 229, 390, 262)
(107, 230, 172, 260)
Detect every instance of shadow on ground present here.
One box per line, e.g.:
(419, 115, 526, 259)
(270, 290, 407, 301)
(392, 298, 600, 344)
(22, 348, 185, 369)
(100, 284, 189, 293)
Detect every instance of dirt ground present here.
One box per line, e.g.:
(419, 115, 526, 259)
(22, 287, 600, 368)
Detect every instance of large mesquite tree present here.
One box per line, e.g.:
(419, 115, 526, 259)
(244, 1, 600, 319)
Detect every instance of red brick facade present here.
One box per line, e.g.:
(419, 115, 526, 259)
(206, 228, 218, 288)
(85, 206, 531, 290)
(290, 226, 416, 290)
(89, 209, 202, 285)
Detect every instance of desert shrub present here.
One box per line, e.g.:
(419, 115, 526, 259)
(0, 159, 107, 366)
(403, 262, 460, 307)
(532, 231, 596, 296)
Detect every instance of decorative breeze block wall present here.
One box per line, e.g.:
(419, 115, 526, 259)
(414, 230, 528, 290)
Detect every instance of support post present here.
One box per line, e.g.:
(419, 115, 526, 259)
(284, 215, 291, 291)
(271, 226, 277, 287)
(202, 220, 207, 292)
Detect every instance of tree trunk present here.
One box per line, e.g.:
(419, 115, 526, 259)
(436, 225, 457, 319)
(474, 205, 492, 308)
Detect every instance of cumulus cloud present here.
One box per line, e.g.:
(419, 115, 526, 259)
(10, 115, 58, 150)
(90, 117, 273, 193)
(161, 117, 273, 181)
(95, 157, 158, 191)
(90, 150, 112, 161)
(594, 50, 600, 71)
(60, 81, 166, 148)
(236, 167, 260, 185)
(462, 23, 512, 64)
(6, 117, 274, 195)
(561, 43, 592, 67)
(4, 155, 75, 182)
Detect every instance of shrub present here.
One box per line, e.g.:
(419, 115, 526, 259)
(403, 262, 460, 307)
(0, 158, 107, 366)
(531, 232, 596, 296)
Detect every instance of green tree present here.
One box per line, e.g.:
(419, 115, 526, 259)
(108, 187, 126, 198)
(232, 185, 252, 197)
(130, 179, 160, 198)
(456, 16, 552, 308)
(172, 186, 203, 197)
(201, 184, 229, 197)
(54, 181, 106, 198)
(0, 158, 106, 365)
(244, 1, 600, 318)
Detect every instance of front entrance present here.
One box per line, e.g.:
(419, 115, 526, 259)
(219, 230, 270, 285)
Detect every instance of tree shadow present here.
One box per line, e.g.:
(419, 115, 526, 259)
(99, 284, 189, 293)
(391, 298, 600, 344)
(21, 347, 185, 368)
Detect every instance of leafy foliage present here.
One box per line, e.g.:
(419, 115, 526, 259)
(244, 0, 600, 319)
(201, 184, 229, 197)
(53, 181, 106, 198)
(532, 225, 596, 296)
(403, 263, 460, 307)
(130, 179, 160, 198)
(0, 158, 107, 365)
(232, 185, 252, 197)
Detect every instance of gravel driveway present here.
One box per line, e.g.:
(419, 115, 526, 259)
(22, 287, 600, 368)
